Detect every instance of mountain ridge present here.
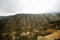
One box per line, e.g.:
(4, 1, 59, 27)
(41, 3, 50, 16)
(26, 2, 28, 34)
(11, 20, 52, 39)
(0, 13, 60, 40)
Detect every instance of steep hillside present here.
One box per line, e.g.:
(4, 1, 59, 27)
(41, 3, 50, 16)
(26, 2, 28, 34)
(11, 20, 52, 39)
(0, 14, 60, 40)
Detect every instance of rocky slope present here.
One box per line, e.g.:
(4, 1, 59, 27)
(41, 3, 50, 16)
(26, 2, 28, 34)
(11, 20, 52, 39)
(0, 14, 60, 40)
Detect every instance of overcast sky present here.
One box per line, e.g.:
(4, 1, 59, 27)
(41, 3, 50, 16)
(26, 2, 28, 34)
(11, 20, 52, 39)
(0, 0, 60, 16)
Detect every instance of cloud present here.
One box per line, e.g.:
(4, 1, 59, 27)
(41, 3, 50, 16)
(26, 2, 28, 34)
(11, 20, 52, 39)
(23, 0, 60, 13)
(0, 0, 60, 16)
(0, 0, 25, 13)
(0, 11, 16, 16)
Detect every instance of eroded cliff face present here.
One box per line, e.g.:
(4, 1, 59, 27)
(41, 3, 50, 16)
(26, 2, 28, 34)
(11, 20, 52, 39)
(0, 14, 60, 40)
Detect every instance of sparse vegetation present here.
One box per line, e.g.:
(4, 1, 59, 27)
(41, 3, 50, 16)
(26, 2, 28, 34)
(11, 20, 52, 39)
(0, 14, 60, 40)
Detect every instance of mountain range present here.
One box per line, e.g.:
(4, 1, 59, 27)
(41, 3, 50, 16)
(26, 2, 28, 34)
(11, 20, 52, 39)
(0, 13, 60, 40)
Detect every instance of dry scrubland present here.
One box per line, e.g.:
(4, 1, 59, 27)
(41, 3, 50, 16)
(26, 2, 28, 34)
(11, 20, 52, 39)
(0, 14, 60, 40)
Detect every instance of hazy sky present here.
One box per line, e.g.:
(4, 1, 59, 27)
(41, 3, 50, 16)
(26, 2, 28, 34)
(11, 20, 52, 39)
(0, 0, 60, 16)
